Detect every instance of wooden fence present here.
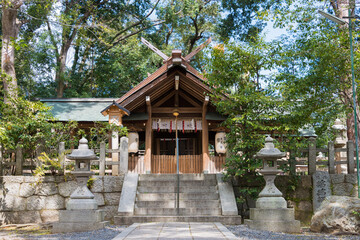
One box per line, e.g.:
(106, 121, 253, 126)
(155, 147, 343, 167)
(151, 155, 203, 174)
(209, 155, 226, 173)
(0, 142, 125, 176)
(128, 151, 145, 174)
(1, 137, 356, 176)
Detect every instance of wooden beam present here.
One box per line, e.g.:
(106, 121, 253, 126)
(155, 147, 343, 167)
(178, 90, 201, 107)
(184, 37, 212, 61)
(153, 90, 176, 107)
(141, 37, 169, 61)
(202, 96, 209, 173)
(152, 107, 202, 114)
(145, 96, 152, 173)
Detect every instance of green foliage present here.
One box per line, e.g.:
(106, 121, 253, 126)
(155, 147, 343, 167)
(352, 210, 360, 219)
(206, 41, 296, 178)
(33, 152, 62, 177)
(87, 177, 96, 189)
(0, 96, 127, 177)
(88, 121, 128, 149)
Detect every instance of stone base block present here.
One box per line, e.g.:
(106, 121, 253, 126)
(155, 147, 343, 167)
(52, 221, 108, 233)
(58, 209, 104, 223)
(66, 198, 98, 210)
(256, 197, 287, 209)
(249, 208, 295, 221)
(244, 219, 301, 233)
(52, 209, 106, 233)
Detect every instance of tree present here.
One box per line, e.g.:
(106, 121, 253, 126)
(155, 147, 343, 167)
(217, 0, 282, 42)
(1, 0, 53, 101)
(205, 42, 288, 177)
(265, 0, 359, 143)
(45, 0, 163, 98)
(1, 0, 24, 102)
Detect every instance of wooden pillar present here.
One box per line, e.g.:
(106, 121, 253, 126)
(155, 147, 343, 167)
(111, 114, 122, 176)
(202, 96, 209, 173)
(145, 96, 152, 173)
(100, 102, 129, 175)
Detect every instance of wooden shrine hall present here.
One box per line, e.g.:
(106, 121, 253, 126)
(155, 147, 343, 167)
(101, 38, 228, 174)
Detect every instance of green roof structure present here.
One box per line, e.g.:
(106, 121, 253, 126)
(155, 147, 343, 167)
(41, 98, 116, 122)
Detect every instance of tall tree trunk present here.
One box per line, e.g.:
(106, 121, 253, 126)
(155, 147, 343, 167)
(1, 0, 23, 102)
(55, 49, 68, 98)
(333, 1, 360, 143)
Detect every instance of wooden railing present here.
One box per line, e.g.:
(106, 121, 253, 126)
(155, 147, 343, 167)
(151, 155, 203, 173)
(209, 155, 226, 173)
(128, 154, 145, 174)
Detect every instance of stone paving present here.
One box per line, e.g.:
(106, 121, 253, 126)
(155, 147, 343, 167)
(113, 222, 238, 240)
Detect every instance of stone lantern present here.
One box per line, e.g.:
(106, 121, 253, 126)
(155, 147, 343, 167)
(332, 119, 347, 173)
(245, 136, 300, 233)
(332, 119, 347, 147)
(52, 137, 107, 233)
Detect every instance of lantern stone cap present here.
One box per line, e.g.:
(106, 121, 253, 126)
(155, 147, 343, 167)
(332, 119, 347, 130)
(67, 137, 98, 160)
(255, 136, 286, 159)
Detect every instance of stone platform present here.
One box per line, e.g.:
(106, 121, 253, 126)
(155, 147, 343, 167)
(52, 209, 108, 233)
(244, 208, 300, 233)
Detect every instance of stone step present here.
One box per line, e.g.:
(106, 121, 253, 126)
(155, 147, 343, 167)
(136, 200, 220, 208)
(137, 186, 217, 193)
(138, 179, 217, 187)
(136, 192, 219, 201)
(139, 174, 216, 182)
(134, 207, 222, 216)
(114, 215, 242, 225)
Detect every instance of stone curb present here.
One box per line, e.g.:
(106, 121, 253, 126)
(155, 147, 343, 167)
(112, 223, 140, 240)
(214, 222, 239, 240)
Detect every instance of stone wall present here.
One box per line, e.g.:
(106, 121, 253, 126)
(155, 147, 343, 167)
(232, 175, 313, 225)
(330, 174, 358, 197)
(0, 175, 124, 225)
(232, 174, 358, 225)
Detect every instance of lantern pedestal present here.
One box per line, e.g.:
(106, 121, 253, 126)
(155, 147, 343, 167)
(52, 138, 107, 233)
(245, 136, 300, 233)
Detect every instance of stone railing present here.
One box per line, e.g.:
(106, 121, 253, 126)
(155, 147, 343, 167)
(286, 138, 357, 175)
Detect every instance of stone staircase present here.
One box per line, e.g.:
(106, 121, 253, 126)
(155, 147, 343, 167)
(114, 174, 242, 225)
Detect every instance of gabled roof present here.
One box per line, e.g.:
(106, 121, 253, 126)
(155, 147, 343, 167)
(41, 98, 115, 122)
(116, 50, 212, 112)
(100, 100, 130, 116)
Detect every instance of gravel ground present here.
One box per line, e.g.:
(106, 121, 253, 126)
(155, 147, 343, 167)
(0, 225, 127, 240)
(227, 225, 360, 240)
(1, 224, 359, 240)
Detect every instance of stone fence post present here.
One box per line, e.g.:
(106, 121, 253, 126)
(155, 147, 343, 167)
(15, 146, 23, 175)
(289, 150, 296, 175)
(328, 141, 335, 174)
(58, 142, 65, 175)
(347, 140, 355, 174)
(119, 137, 129, 175)
(99, 141, 106, 176)
(308, 137, 316, 175)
